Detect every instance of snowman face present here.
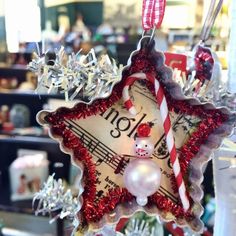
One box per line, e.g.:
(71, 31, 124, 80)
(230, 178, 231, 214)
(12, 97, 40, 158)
(134, 137, 154, 158)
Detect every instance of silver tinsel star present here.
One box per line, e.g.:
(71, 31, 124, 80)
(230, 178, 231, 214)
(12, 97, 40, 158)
(28, 47, 122, 103)
(33, 174, 83, 235)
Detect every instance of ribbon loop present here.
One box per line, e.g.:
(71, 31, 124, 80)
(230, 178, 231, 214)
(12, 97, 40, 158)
(142, 0, 166, 31)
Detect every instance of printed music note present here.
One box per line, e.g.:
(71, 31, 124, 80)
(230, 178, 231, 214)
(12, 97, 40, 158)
(95, 158, 103, 166)
(87, 139, 100, 154)
(114, 156, 130, 174)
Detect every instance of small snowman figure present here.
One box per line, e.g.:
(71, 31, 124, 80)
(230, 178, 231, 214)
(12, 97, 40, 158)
(123, 123, 161, 206)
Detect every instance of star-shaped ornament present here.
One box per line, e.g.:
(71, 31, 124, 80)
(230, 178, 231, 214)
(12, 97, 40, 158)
(37, 37, 235, 234)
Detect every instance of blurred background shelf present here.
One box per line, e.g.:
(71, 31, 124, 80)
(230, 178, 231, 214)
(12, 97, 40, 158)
(0, 64, 70, 236)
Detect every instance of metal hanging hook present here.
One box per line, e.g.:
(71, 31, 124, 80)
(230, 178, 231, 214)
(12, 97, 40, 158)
(149, 26, 157, 44)
(141, 25, 157, 46)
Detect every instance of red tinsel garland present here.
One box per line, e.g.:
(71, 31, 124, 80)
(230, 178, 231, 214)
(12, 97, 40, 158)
(44, 47, 228, 225)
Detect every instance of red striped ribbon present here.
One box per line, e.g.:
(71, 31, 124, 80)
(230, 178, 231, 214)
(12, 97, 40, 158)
(142, 0, 166, 30)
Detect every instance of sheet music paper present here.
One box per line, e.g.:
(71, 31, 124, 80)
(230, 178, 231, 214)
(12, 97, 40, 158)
(64, 81, 200, 202)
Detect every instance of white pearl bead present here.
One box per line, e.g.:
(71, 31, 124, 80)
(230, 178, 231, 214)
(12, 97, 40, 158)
(124, 158, 161, 206)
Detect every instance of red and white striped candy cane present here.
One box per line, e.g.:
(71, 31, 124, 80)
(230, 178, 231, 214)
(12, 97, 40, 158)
(122, 73, 144, 115)
(123, 72, 190, 211)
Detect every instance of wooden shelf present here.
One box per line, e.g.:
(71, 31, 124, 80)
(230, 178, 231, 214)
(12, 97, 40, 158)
(0, 67, 29, 82)
(0, 134, 56, 144)
(0, 90, 63, 99)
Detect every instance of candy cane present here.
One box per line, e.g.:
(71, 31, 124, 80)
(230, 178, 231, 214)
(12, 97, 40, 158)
(123, 72, 190, 211)
(122, 73, 143, 115)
